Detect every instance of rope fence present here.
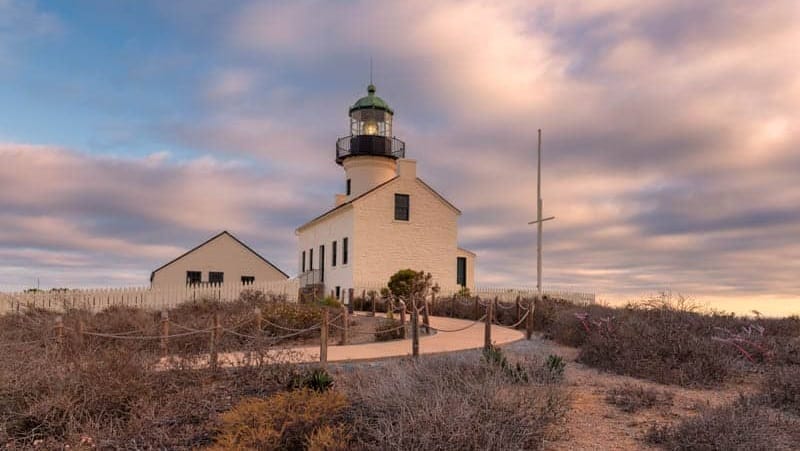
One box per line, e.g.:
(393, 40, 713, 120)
(2, 290, 540, 368)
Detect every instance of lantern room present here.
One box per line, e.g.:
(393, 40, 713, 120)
(336, 84, 405, 165)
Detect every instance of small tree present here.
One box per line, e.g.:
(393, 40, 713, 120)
(388, 269, 434, 308)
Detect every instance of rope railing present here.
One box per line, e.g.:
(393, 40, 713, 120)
(80, 329, 210, 340)
(428, 314, 488, 333)
(222, 324, 321, 342)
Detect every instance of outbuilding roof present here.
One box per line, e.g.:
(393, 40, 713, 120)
(149, 231, 288, 282)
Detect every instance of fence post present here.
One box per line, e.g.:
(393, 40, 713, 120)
(320, 309, 328, 368)
(371, 291, 377, 317)
(474, 297, 480, 320)
(253, 307, 262, 332)
(209, 313, 220, 372)
(411, 301, 419, 357)
(398, 300, 406, 339)
(515, 296, 521, 324)
(484, 300, 493, 350)
(348, 288, 355, 314)
(54, 315, 64, 347)
(160, 311, 169, 357)
(526, 297, 534, 340)
(340, 305, 348, 345)
(422, 296, 431, 334)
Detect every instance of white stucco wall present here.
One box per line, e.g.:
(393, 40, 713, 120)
(151, 233, 287, 288)
(342, 156, 397, 199)
(351, 168, 461, 290)
(296, 207, 355, 298)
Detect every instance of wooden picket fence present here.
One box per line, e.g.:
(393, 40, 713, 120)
(0, 279, 300, 314)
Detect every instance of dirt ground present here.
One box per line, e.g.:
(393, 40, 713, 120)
(503, 337, 757, 450)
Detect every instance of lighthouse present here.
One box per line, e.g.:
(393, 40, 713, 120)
(296, 84, 475, 301)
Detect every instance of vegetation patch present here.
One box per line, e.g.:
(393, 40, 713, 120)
(211, 389, 349, 450)
(341, 354, 568, 450)
(646, 396, 800, 450)
(533, 297, 800, 387)
(605, 385, 674, 413)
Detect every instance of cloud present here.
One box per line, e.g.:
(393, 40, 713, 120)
(0, 0, 61, 67)
(2, 0, 800, 313)
(0, 143, 316, 290)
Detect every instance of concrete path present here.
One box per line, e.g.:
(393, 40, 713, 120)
(164, 314, 526, 369)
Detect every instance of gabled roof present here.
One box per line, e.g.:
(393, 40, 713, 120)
(295, 175, 461, 232)
(150, 231, 289, 282)
(296, 176, 399, 232)
(415, 178, 461, 215)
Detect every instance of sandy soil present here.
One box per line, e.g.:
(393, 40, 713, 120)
(503, 337, 757, 451)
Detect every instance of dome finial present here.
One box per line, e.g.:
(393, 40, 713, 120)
(367, 83, 376, 95)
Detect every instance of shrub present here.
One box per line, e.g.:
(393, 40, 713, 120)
(307, 424, 351, 451)
(762, 365, 800, 415)
(318, 296, 343, 309)
(545, 354, 566, 380)
(289, 367, 335, 392)
(212, 389, 348, 450)
(387, 269, 420, 299)
(605, 385, 673, 413)
(374, 318, 404, 341)
(646, 396, 800, 450)
(341, 354, 568, 450)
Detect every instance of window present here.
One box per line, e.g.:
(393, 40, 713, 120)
(209, 272, 224, 284)
(319, 245, 325, 283)
(394, 194, 410, 221)
(457, 257, 467, 287)
(342, 237, 349, 265)
(335, 286, 341, 299)
(309, 248, 313, 270)
(332, 240, 337, 267)
(301, 250, 306, 272)
(346, 179, 351, 195)
(241, 276, 255, 285)
(186, 271, 201, 285)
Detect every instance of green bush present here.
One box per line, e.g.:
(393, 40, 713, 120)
(289, 367, 335, 393)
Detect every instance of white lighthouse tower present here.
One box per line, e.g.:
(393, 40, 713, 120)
(296, 84, 475, 301)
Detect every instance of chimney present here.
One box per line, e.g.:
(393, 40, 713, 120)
(396, 159, 417, 180)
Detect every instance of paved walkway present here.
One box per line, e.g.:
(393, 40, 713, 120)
(163, 314, 526, 369)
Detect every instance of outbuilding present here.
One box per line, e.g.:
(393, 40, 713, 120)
(150, 231, 288, 288)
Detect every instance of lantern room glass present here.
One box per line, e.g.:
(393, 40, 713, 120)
(350, 109, 392, 137)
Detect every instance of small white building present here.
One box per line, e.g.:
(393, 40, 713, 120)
(150, 231, 288, 288)
(296, 85, 475, 299)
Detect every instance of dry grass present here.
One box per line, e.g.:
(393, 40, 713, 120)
(533, 297, 800, 387)
(340, 353, 569, 450)
(646, 396, 800, 450)
(605, 384, 674, 413)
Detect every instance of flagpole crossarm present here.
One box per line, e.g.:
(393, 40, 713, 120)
(528, 216, 555, 225)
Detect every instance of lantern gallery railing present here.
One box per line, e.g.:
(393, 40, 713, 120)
(336, 135, 405, 164)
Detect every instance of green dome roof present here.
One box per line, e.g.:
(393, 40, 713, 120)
(349, 84, 394, 114)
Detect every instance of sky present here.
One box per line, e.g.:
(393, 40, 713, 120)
(1, 0, 799, 314)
